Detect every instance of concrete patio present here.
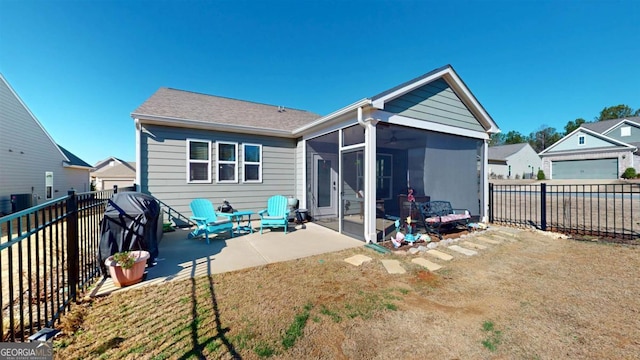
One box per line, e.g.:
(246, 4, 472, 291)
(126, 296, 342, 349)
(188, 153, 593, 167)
(89, 222, 364, 297)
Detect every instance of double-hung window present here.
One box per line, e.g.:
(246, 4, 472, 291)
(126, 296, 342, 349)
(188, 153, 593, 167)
(217, 141, 238, 182)
(187, 139, 211, 183)
(243, 143, 262, 182)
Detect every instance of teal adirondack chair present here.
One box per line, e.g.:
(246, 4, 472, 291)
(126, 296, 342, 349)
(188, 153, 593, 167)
(188, 199, 234, 243)
(258, 195, 289, 234)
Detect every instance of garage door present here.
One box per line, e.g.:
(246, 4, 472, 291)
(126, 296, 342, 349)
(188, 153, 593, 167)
(552, 158, 618, 179)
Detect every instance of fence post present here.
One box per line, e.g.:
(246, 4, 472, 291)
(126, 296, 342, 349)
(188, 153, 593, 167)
(488, 183, 494, 223)
(66, 189, 79, 302)
(540, 182, 547, 231)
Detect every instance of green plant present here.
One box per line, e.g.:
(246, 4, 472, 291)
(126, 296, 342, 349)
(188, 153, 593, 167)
(281, 304, 312, 349)
(481, 320, 502, 352)
(621, 167, 636, 179)
(112, 252, 135, 270)
(536, 169, 546, 180)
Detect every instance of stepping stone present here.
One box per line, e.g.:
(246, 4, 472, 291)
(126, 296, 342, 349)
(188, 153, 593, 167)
(493, 234, 517, 242)
(498, 230, 519, 238)
(476, 236, 501, 245)
(463, 241, 487, 250)
(426, 249, 454, 261)
(344, 254, 372, 266)
(381, 259, 406, 274)
(448, 245, 478, 256)
(411, 258, 442, 271)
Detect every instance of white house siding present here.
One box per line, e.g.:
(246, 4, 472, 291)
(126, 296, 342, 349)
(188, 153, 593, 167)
(508, 147, 542, 179)
(542, 149, 632, 179)
(0, 76, 70, 213)
(59, 167, 90, 194)
(140, 124, 298, 216)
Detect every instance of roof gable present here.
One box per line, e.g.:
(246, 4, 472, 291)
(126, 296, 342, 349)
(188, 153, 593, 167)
(540, 127, 635, 155)
(371, 65, 499, 133)
(582, 117, 640, 134)
(0, 73, 69, 162)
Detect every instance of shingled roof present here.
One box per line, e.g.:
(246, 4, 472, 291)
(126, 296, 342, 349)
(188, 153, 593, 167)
(581, 116, 640, 134)
(132, 88, 321, 132)
(488, 143, 529, 161)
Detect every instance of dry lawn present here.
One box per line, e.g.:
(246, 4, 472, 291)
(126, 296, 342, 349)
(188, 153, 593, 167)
(53, 229, 639, 359)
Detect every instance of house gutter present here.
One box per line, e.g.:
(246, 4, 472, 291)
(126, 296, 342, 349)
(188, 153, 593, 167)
(135, 118, 142, 190)
(293, 98, 372, 136)
(132, 113, 294, 138)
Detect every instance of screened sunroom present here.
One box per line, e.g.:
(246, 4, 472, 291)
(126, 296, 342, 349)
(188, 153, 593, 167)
(297, 65, 498, 242)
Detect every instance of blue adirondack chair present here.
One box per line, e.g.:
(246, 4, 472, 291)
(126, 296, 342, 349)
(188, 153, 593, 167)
(188, 199, 234, 243)
(258, 195, 289, 234)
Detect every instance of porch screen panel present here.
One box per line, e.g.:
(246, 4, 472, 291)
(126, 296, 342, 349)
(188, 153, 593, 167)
(422, 133, 482, 216)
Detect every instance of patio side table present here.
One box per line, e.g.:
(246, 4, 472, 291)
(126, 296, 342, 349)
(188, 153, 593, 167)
(231, 211, 254, 234)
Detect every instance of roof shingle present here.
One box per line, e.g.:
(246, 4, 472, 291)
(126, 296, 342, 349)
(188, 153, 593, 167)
(132, 88, 321, 132)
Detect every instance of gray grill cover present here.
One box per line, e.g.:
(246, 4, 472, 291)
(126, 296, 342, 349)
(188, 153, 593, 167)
(98, 192, 161, 275)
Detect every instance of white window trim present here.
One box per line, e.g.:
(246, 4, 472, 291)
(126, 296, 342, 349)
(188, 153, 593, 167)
(578, 135, 585, 146)
(45, 171, 54, 199)
(242, 143, 263, 183)
(621, 126, 631, 137)
(216, 141, 238, 183)
(186, 139, 212, 184)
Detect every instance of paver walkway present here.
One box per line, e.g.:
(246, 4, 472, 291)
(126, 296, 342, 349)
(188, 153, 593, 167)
(347, 226, 525, 275)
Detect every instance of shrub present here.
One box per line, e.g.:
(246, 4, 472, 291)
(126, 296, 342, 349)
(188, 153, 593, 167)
(621, 167, 637, 179)
(536, 169, 546, 180)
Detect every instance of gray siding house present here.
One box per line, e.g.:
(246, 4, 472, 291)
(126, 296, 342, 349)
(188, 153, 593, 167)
(539, 117, 640, 179)
(0, 74, 92, 215)
(91, 157, 136, 190)
(488, 143, 541, 179)
(132, 65, 500, 242)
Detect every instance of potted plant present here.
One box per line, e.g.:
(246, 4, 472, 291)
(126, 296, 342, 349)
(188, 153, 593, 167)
(105, 250, 150, 287)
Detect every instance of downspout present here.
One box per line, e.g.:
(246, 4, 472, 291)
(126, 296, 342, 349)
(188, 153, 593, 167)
(135, 118, 142, 192)
(357, 107, 378, 243)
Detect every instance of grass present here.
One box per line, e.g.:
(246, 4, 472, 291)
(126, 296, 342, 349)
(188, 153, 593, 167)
(481, 320, 503, 352)
(52, 230, 640, 359)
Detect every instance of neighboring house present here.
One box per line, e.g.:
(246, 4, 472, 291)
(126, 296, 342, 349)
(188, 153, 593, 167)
(539, 117, 640, 179)
(132, 65, 500, 242)
(91, 157, 136, 190)
(488, 143, 541, 179)
(0, 73, 92, 215)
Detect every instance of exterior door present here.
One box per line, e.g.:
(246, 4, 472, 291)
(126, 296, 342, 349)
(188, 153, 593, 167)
(341, 149, 365, 240)
(312, 153, 338, 218)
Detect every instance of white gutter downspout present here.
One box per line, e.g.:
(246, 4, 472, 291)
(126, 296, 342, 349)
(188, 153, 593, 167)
(135, 118, 142, 192)
(358, 107, 378, 243)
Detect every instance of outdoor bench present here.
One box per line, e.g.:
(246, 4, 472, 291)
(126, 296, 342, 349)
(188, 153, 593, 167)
(416, 200, 471, 239)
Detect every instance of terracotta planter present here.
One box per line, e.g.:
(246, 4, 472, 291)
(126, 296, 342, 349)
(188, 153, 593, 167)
(105, 250, 150, 288)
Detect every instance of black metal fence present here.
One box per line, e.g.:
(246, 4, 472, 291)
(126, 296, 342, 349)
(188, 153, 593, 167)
(489, 182, 640, 240)
(0, 185, 135, 341)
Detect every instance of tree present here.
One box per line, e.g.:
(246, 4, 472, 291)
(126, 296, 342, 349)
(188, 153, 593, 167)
(489, 133, 504, 146)
(596, 105, 640, 121)
(564, 118, 587, 135)
(503, 130, 526, 144)
(528, 125, 561, 153)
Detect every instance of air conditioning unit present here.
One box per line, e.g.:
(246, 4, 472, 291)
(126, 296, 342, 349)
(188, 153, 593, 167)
(11, 193, 33, 213)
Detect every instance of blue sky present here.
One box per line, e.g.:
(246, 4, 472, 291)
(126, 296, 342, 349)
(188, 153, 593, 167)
(1, 0, 638, 165)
